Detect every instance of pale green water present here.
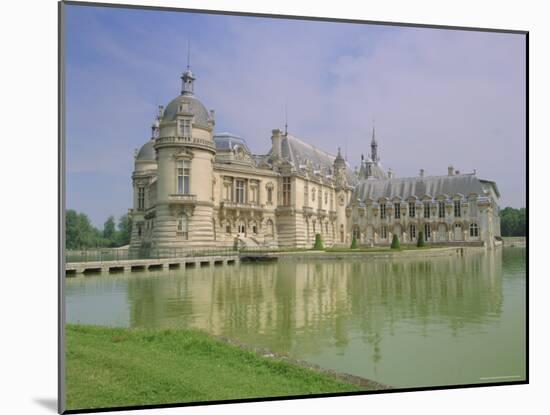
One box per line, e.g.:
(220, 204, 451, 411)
(66, 248, 526, 389)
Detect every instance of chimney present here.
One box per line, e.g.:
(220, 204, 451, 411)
(271, 129, 282, 158)
(388, 168, 394, 179)
(419, 169, 425, 177)
(448, 165, 454, 176)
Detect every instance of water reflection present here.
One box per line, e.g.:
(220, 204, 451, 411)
(66, 248, 525, 388)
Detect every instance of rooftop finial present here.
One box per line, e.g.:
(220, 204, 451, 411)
(187, 39, 191, 69)
(181, 41, 196, 96)
(284, 101, 288, 136)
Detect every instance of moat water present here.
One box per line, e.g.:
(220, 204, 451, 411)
(65, 247, 526, 389)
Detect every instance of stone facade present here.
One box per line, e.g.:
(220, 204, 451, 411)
(129, 68, 501, 253)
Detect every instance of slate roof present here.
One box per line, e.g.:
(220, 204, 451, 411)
(278, 134, 357, 185)
(162, 94, 213, 126)
(353, 174, 498, 201)
(136, 140, 155, 161)
(214, 133, 251, 153)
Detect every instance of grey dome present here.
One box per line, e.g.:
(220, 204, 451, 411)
(162, 94, 213, 126)
(214, 132, 250, 152)
(136, 140, 155, 161)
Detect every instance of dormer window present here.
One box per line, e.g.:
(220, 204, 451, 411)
(179, 119, 191, 138)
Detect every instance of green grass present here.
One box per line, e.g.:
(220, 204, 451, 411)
(65, 325, 362, 411)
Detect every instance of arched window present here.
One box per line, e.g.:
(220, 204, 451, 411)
(177, 214, 188, 240)
(266, 219, 274, 236)
(409, 201, 416, 218)
(394, 203, 401, 219)
(424, 223, 431, 239)
(380, 203, 387, 219)
(454, 200, 461, 217)
(381, 226, 388, 239)
(469, 223, 479, 237)
(409, 224, 416, 239)
(438, 201, 445, 218)
(424, 201, 431, 218)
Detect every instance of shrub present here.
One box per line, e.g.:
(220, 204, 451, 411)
(390, 234, 401, 249)
(313, 233, 324, 250)
(417, 231, 426, 247)
(350, 234, 358, 249)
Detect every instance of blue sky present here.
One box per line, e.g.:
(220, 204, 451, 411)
(65, 4, 526, 227)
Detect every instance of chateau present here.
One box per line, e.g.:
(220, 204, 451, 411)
(129, 67, 501, 254)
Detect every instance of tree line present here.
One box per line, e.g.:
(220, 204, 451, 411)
(500, 207, 526, 237)
(66, 210, 132, 250)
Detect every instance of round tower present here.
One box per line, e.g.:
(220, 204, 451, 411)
(152, 66, 217, 251)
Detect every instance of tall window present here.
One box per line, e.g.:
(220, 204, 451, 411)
(304, 183, 308, 205)
(177, 214, 188, 240)
(469, 223, 479, 237)
(381, 226, 387, 239)
(424, 224, 431, 239)
(454, 200, 461, 217)
(409, 202, 416, 218)
(179, 119, 191, 137)
(410, 224, 416, 239)
(438, 201, 445, 218)
(235, 179, 245, 203)
(380, 203, 387, 219)
(324, 191, 328, 205)
(177, 160, 190, 194)
(394, 203, 401, 219)
(267, 187, 273, 204)
(250, 185, 258, 204)
(312, 187, 316, 201)
(282, 177, 291, 206)
(137, 187, 145, 211)
(424, 202, 430, 218)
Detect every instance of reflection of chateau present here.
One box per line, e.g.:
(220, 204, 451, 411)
(129, 66, 501, 252)
(126, 252, 504, 359)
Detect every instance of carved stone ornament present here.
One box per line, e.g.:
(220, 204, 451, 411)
(170, 204, 195, 217)
(173, 148, 194, 160)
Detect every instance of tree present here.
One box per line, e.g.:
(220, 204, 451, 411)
(116, 214, 133, 246)
(391, 234, 401, 249)
(65, 209, 99, 249)
(103, 216, 116, 241)
(350, 234, 358, 249)
(313, 233, 324, 250)
(417, 231, 426, 247)
(500, 207, 526, 236)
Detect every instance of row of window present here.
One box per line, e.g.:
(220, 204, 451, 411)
(378, 201, 468, 219)
(376, 223, 479, 239)
(226, 178, 266, 204)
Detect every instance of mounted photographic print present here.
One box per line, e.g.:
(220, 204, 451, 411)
(59, 1, 528, 413)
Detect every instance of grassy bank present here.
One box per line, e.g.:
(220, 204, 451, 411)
(65, 325, 362, 411)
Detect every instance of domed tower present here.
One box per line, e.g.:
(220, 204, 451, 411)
(152, 66, 217, 251)
(129, 109, 161, 255)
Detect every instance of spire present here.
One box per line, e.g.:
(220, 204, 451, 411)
(370, 125, 379, 163)
(284, 101, 288, 136)
(181, 40, 195, 95)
